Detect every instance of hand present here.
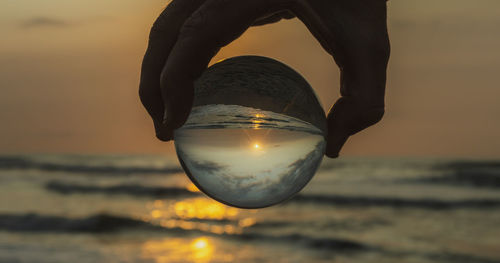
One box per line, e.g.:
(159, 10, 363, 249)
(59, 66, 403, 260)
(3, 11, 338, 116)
(139, 0, 390, 158)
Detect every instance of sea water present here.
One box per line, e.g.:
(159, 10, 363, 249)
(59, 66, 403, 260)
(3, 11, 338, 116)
(1, 155, 500, 262)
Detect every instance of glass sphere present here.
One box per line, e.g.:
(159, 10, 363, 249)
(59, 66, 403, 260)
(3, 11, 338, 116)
(174, 56, 327, 208)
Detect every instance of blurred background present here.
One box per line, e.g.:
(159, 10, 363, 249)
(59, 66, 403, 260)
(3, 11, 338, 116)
(1, 0, 500, 262)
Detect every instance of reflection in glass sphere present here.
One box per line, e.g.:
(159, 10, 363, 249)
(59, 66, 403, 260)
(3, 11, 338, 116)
(174, 56, 327, 208)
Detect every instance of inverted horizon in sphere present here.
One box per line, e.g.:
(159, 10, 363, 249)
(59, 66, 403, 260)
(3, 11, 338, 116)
(175, 105, 326, 208)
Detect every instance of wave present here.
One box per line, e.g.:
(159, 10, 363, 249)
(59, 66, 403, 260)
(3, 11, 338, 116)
(46, 181, 199, 198)
(246, 218, 390, 232)
(421, 252, 500, 263)
(290, 194, 500, 210)
(0, 213, 367, 252)
(437, 160, 500, 171)
(2, 213, 498, 262)
(180, 104, 324, 136)
(406, 160, 500, 188)
(410, 172, 500, 189)
(384, 247, 500, 263)
(45, 181, 500, 210)
(0, 156, 183, 175)
(0, 213, 154, 233)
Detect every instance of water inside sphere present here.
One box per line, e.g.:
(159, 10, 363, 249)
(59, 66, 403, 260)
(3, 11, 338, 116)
(174, 56, 327, 208)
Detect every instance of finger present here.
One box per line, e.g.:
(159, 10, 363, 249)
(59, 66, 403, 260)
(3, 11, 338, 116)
(161, 0, 297, 130)
(252, 10, 296, 26)
(296, 0, 390, 157)
(139, 0, 206, 141)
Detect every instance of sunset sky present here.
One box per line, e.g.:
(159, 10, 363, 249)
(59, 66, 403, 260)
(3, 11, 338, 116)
(1, 0, 500, 157)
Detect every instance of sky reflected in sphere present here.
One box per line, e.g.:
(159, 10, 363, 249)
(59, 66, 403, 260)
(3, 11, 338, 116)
(174, 56, 327, 208)
(175, 105, 325, 208)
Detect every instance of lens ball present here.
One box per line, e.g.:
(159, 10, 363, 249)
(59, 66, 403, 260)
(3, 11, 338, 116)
(174, 56, 326, 208)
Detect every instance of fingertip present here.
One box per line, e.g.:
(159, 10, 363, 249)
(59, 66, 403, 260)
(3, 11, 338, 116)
(325, 133, 348, 159)
(156, 131, 173, 142)
(325, 151, 339, 159)
(154, 120, 174, 142)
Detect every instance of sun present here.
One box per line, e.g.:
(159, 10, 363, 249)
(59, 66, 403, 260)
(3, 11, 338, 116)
(250, 141, 264, 152)
(192, 238, 209, 249)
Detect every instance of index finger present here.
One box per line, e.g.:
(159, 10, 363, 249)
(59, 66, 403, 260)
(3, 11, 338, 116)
(160, 0, 299, 130)
(139, 0, 206, 141)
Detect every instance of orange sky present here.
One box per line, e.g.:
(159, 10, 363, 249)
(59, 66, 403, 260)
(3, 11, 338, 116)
(1, 0, 500, 157)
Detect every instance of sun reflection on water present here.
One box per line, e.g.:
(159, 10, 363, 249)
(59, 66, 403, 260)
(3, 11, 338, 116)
(140, 190, 261, 262)
(141, 236, 234, 263)
(143, 196, 258, 235)
(186, 183, 200, 193)
(191, 237, 213, 262)
(250, 113, 266, 129)
(174, 198, 239, 220)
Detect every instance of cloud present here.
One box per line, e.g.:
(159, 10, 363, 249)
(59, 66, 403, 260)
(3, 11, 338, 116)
(189, 160, 226, 174)
(20, 17, 71, 29)
(286, 141, 325, 172)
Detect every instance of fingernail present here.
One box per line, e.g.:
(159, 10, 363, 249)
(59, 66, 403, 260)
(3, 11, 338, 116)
(162, 108, 169, 126)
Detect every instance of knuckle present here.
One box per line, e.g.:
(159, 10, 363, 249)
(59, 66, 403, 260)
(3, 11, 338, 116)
(356, 85, 386, 104)
(138, 85, 147, 101)
(330, 97, 385, 135)
(178, 0, 237, 38)
(372, 38, 391, 62)
(349, 106, 385, 134)
(363, 29, 391, 58)
(281, 10, 296, 19)
(179, 9, 207, 37)
(362, 107, 385, 130)
(355, 36, 390, 61)
(150, 0, 200, 39)
(138, 83, 150, 104)
(365, 107, 385, 123)
(150, 9, 172, 38)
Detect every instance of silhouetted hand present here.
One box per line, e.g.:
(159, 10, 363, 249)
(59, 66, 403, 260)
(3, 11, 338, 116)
(139, 0, 390, 158)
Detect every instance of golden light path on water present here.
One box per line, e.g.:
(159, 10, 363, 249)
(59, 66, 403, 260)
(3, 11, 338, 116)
(140, 183, 259, 262)
(144, 195, 257, 234)
(140, 111, 316, 261)
(141, 236, 235, 263)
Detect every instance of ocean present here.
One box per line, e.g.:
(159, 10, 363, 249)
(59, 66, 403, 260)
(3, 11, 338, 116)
(1, 154, 500, 263)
